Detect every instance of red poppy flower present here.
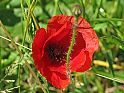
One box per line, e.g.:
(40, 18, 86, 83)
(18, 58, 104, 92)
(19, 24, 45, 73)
(32, 15, 99, 89)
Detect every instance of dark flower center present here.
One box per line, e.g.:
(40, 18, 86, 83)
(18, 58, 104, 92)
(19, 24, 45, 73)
(46, 44, 66, 63)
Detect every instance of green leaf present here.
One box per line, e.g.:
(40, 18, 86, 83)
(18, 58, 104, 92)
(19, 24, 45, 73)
(106, 50, 115, 77)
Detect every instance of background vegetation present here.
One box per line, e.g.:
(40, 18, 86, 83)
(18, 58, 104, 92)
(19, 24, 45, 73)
(0, 0, 124, 93)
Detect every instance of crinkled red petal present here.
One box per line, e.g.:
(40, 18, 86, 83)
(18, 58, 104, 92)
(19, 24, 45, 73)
(74, 17, 99, 72)
(70, 17, 96, 72)
(76, 51, 92, 72)
(70, 49, 86, 72)
(42, 67, 70, 89)
(32, 28, 46, 70)
(77, 27, 99, 53)
(47, 15, 73, 38)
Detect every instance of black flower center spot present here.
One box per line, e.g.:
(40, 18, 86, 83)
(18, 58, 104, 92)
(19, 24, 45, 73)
(46, 44, 66, 63)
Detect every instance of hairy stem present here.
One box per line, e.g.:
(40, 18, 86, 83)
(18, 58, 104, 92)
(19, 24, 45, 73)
(66, 17, 78, 78)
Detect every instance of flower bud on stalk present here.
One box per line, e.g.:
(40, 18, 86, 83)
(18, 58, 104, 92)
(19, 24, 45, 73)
(72, 5, 82, 17)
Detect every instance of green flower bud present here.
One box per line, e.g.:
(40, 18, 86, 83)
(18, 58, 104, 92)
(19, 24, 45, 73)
(72, 5, 82, 17)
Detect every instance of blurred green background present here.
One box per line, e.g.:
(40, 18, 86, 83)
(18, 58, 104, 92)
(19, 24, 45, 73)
(0, 0, 124, 93)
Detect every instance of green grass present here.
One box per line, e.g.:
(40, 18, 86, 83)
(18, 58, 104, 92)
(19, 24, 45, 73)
(0, 0, 124, 93)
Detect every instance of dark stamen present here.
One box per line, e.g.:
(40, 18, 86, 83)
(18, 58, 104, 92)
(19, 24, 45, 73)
(46, 44, 66, 63)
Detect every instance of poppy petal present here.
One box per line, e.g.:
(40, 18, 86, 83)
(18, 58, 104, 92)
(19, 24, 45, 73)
(41, 21, 72, 60)
(70, 49, 86, 72)
(77, 28, 99, 53)
(77, 17, 99, 51)
(78, 17, 91, 28)
(40, 45, 67, 76)
(32, 28, 46, 69)
(42, 68, 70, 89)
(69, 31, 86, 71)
(76, 51, 92, 72)
(69, 17, 93, 72)
(47, 15, 73, 37)
(74, 17, 99, 72)
(37, 54, 70, 88)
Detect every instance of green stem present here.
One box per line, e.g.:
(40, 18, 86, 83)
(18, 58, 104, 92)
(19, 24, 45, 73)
(58, 2, 63, 14)
(31, 13, 40, 30)
(22, 0, 37, 45)
(66, 16, 78, 93)
(80, 0, 86, 18)
(66, 17, 78, 78)
(17, 57, 23, 93)
(0, 35, 31, 51)
(21, 0, 26, 20)
(18, 64, 20, 93)
(54, 0, 58, 15)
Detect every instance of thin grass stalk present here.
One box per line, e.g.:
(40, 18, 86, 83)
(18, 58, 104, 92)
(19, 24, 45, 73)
(31, 13, 40, 30)
(22, 0, 37, 45)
